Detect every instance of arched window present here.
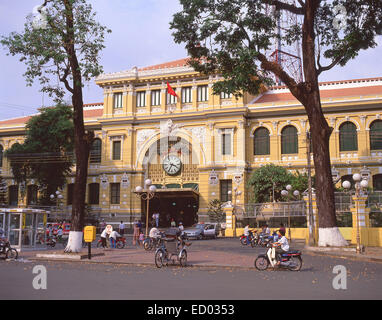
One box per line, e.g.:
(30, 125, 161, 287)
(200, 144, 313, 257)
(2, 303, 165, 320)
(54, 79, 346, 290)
(373, 174, 382, 191)
(281, 126, 298, 154)
(90, 139, 102, 163)
(339, 122, 358, 151)
(370, 120, 382, 151)
(0, 145, 3, 167)
(254, 127, 270, 155)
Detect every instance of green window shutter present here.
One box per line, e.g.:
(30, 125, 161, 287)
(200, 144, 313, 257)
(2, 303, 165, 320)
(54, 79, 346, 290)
(90, 139, 102, 163)
(339, 122, 358, 151)
(254, 127, 270, 155)
(110, 183, 120, 204)
(370, 120, 382, 150)
(88, 183, 100, 205)
(220, 180, 232, 202)
(373, 174, 382, 191)
(0, 145, 3, 167)
(281, 126, 298, 154)
(112, 141, 121, 160)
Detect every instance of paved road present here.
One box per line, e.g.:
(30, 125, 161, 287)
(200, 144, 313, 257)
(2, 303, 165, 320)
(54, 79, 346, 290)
(1, 242, 382, 300)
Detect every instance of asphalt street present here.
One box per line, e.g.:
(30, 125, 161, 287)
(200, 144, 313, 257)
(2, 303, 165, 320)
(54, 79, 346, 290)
(1, 238, 382, 300)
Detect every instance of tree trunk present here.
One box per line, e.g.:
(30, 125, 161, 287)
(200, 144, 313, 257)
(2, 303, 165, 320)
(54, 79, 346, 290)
(63, 0, 93, 252)
(299, 0, 347, 246)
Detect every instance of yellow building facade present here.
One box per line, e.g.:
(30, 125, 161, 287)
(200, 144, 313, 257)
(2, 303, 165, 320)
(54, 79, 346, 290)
(0, 58, 382, 230)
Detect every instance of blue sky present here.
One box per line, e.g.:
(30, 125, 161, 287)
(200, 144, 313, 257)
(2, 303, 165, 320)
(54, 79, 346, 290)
(0, 0, 381, 120)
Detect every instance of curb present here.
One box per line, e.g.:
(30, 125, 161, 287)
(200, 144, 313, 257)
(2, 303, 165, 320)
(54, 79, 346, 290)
(304, 247, 382, 263)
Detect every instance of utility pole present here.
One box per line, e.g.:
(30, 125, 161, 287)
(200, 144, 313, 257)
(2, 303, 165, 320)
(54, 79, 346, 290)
(307, 131, 315, 245)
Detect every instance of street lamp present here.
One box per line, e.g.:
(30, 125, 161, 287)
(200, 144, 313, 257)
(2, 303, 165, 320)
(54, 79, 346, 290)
(342, 173, 369, 254)
(281, 185, 300, 242)
(50, 190, 63, 220)
(228, 187, 242, 237)
(135, 179, 157, 237)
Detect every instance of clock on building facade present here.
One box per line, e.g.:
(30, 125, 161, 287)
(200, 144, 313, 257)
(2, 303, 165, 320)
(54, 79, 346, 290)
(163, 155, 182, 175)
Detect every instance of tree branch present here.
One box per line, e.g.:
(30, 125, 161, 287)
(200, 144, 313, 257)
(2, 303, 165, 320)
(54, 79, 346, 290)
(58, 63, 74, 93)
(264, 0, 305, 15)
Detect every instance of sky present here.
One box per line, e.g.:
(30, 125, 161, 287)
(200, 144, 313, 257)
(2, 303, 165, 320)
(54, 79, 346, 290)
(0, 0, 381, 121)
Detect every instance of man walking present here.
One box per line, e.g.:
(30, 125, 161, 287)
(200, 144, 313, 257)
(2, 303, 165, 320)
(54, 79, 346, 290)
(119, 221, 125, 236)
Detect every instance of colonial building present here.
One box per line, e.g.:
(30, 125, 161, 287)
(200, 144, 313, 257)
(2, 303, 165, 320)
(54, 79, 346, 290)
(0, 58, 381, 228)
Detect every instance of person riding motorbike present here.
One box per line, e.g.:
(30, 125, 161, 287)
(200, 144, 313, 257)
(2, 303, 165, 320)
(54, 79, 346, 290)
(149, 226, 162, 246)
(273, 229, 290, 266)
(244, 225, 253, 244)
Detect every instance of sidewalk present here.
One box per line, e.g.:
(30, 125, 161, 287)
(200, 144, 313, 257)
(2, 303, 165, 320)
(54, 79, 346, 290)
(19, 246, 257, 269)
(304, 244, 382, 263)
(15, 239, 382, 268)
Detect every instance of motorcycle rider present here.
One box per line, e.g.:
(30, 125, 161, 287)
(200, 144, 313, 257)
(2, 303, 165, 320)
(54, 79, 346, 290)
(149, 226, 162, 246)
(244, 224, 251, 244)
(273, 229, 290, 265)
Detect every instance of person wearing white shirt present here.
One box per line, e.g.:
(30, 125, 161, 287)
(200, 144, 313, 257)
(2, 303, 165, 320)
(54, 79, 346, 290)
(274, 229, 290, 265)
(149, 227, 160, 239)
(119, 221, 125, 236)
(109, 230, 121, 249)
(100, 228, 108, 248)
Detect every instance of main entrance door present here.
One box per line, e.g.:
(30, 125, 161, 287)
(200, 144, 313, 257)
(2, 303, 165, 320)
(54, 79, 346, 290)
(141, 189, 199, 228)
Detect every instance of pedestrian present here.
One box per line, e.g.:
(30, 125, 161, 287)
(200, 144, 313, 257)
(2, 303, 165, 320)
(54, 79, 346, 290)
(178, 222, 184, 232)
(171, 218, 176, 227)
(153, 212, 160, 228)
(119, 221, 125, 236)
(133, 220, 140, 245)
(100, 227, 108, 248)
(57, 227, 63, 244)
(139, 231, 145, 246)
(110, 230, 121, 249)
(100, 219, 106, 234)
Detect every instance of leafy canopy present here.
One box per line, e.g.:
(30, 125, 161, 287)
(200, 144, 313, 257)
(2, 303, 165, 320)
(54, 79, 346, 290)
(5, 104, 74, 204)
(1, 0, 111, 102)
(248, 164, 310, 203)
(171, 0, 382, 96)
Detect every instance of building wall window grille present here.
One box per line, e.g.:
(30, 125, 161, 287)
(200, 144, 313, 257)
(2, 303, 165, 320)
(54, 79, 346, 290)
(339, 121, 358, 152)
(281, 125, 298, 154)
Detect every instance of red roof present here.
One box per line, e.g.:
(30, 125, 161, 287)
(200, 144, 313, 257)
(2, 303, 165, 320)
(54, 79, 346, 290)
(138, 58, 190, 71)
(256, 83, 382, 104)
(0, 105, 103, 127)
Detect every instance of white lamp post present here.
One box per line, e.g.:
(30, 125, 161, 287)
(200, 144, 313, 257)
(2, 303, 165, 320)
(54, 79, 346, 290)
(50, 190, 63, 219)
(135, 179, 156, 237)
(342, 173, 369, 254)
(281, 185, 300, 242)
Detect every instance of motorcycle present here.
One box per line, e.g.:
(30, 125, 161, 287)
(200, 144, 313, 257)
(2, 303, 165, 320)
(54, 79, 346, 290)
(144, 232, 165, 251)
(257, 233, 274, 247)
(96, 236, 126, 249)
(0, 238, 18, 260)
(254, 243, 302, 271)
(46, 236, 57, 247)
(240, 231, 258, 247)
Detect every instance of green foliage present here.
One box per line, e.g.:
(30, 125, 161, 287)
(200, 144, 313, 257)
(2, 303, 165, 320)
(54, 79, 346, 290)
(1, 0, 111, 102)
(248, 164, 292, 203)
(4, 104, 74, 204)
(170, 0, 382, 95)
(248, 165, 310, 203)
(207, 199, 225, 223)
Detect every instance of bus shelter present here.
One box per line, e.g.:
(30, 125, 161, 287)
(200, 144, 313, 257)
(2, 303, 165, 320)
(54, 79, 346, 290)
(0, 208, 48, 251)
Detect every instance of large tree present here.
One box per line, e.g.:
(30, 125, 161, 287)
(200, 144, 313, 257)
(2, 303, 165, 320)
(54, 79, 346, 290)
(5, 104, 74, 204)
(1, 0, 110, 252)
(170, 0, 382, 246)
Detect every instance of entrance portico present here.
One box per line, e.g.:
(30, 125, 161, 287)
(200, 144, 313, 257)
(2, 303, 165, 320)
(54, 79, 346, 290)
(139, 188, 199, 227)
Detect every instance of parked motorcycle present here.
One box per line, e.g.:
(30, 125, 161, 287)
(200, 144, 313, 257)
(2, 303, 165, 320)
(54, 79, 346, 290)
(0, 238, 18, 260)
(254, 244, 302, 271)
(46, 236, 57, 247)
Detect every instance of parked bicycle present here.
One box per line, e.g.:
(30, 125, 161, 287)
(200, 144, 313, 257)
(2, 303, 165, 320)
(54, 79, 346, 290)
(0, 238, 18, 260)
(154, 232, 191, 268)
